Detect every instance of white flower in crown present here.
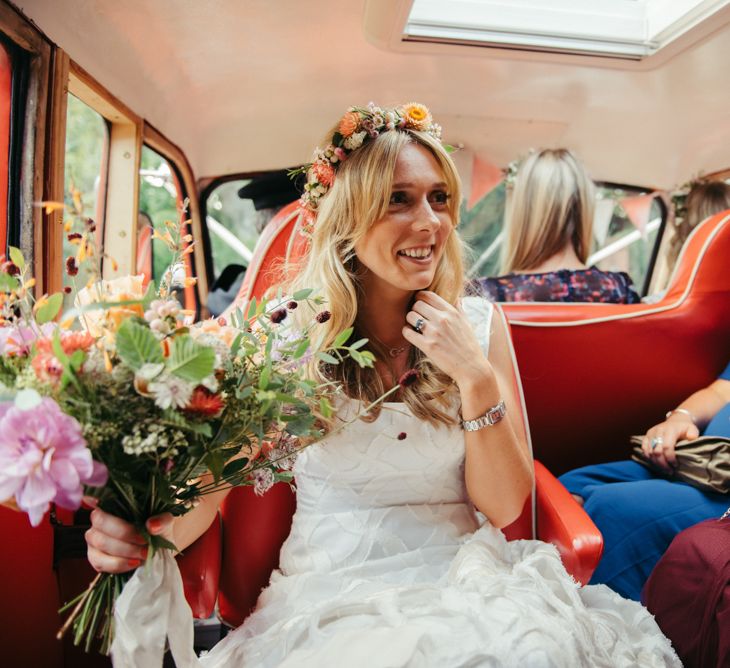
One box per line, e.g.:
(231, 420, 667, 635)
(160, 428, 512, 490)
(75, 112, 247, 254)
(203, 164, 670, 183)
(344, 131, 367, 150)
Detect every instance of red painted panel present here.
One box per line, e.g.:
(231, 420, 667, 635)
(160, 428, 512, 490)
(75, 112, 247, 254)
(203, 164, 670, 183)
(0, 44, 11, 252)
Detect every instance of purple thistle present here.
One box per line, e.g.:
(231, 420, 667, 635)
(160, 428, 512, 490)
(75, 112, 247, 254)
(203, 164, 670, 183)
(315, 310, 331, 324)
(286, 301, 298, 310)
(0, 397, 107, 526)
(397, 432, 407, 441)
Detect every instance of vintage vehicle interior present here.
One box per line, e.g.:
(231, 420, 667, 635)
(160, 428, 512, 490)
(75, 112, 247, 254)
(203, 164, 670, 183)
(1, 0, 729, 665)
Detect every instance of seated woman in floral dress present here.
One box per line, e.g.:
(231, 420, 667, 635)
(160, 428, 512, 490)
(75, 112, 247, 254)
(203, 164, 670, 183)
(474, 149, 640, 303)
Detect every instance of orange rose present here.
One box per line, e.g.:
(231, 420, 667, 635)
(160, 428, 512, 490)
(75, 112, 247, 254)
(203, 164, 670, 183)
(338, 111, 360, 138)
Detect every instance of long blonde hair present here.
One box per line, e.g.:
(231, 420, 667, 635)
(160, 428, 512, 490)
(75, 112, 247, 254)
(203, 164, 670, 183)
(669, 180, 730, 264)
(288, 128, 464, 425)
(501, 148, 595, 274)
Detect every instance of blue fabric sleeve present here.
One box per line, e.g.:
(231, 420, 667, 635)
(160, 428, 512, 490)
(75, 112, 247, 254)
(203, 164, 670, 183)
(719, 360, 730, 381)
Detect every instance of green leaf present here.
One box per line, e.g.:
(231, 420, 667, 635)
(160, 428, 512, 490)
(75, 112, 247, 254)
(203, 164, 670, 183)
(291, 288, 313, 300)
(319, 397, 333, 418)
(316, 351, 339, 365)
(0, 273, 19, 292)
(246, 297, 257, 319)
(259, 365, 270, 389)
(293, 338, 310, 360)
(116, 319, 164, 370)
(332, 327, 353, 348)
(349, 338, 368, 350)
(8, 246, 25, 271)
(166, 335, 215, 382)
(35, 292, 63, 325)
(222, 457, 250, 478)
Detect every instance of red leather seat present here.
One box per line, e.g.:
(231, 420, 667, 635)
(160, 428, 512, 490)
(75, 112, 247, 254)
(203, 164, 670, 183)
(501, 209, 730, 475)
(180, 201, 604, 628)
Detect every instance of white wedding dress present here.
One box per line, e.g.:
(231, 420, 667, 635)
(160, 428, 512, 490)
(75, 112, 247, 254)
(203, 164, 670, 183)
(201, 298, 679, 667)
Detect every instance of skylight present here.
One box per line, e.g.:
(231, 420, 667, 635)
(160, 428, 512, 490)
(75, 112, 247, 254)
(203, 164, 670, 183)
(404, 0, 730, 60)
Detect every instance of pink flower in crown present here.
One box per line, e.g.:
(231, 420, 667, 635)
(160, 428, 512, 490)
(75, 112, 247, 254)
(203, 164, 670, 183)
(311, 160, 335, 187)
(334, 147, 347, 162)
(0, 396, 108, 526)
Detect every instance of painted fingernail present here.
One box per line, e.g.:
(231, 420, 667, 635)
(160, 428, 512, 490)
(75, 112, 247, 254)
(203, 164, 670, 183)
(147, 518, 161, 532)
(140, 547, 148, 560)
(127, 559, 141, 569)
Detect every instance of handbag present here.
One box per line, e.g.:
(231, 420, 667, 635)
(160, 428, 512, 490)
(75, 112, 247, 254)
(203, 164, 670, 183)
(630, 435, 730, 494)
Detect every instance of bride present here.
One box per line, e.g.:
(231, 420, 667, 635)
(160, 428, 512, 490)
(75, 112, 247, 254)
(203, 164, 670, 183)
(85, 102, 679, 666)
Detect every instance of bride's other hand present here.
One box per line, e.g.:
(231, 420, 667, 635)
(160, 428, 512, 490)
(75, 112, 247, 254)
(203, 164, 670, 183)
(84, 497, 173, 573)
(403, 291, 495, 388)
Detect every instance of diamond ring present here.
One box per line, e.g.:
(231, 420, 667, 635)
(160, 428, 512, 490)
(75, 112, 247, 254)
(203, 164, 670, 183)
(650, 436, 664, 450)
(413, 318, 425, 334)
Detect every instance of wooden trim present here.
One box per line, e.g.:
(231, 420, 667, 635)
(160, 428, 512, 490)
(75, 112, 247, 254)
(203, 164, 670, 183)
(0, 2, 48, 53)
(41, 48, 68, 296)
(67, 60, 142, 280)
(144, 121, 208, 314)
(68, 60, 139, 125)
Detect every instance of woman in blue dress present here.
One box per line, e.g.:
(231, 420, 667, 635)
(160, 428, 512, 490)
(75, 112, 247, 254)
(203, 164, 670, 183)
(560, 360, 730, 600)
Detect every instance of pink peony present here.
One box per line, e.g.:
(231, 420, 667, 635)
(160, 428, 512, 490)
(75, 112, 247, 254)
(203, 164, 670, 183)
(0, 397, 107, 526)
(0, 322, 57, 356)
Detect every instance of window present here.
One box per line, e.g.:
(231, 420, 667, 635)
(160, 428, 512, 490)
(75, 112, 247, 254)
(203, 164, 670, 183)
(203, 171, 298, 316)
(139, 145, 183, 285)
(405, 0, 729, 60)
(62, 94, 109, 295)
(463, 179, 663, 294)
(206, 179, 257, 278)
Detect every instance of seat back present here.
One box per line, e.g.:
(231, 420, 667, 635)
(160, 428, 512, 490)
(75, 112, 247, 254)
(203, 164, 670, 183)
(216, 202, 538, 626)
(500, 209, 730, 474)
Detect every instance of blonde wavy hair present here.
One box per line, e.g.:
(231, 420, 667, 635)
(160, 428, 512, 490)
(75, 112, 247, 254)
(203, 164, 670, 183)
(288, 127, 465, 425)
(501, 148, 595, 274)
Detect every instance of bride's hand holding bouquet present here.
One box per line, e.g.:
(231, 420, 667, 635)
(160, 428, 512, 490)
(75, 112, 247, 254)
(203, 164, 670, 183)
(0, 192, 376, 663)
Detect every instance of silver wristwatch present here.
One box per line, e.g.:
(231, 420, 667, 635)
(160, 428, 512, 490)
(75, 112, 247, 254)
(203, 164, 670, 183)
(461, 399, 507, 432)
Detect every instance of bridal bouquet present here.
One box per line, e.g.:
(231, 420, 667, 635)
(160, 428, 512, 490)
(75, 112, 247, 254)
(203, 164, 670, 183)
(0, 195, 375, 660)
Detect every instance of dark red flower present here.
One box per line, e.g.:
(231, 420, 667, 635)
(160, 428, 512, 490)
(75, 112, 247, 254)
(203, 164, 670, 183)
(65, 256, 79, 276)
(2, 261, 20, 276)
(67, 232, 82, 242)
(63, 286, 72, 294)
(184, 387, 225, 417)
(398, 369, 419, 388)
(217, 316, 227, 326)
(397, 432, 407, 440)
(315, 310, 331, 323)
(270, 308, 287, 324)
(286, 300, 298, 310)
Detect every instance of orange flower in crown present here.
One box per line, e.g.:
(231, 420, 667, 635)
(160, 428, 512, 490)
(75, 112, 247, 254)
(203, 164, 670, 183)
(289, 102, 444, 236)
(401, 103, 433, 132)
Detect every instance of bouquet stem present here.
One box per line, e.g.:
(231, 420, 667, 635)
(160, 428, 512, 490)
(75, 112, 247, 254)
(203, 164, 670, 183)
(58, 571, 128, 654)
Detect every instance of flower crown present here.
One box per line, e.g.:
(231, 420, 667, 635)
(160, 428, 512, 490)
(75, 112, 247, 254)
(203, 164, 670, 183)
(290, 102, 443, 235)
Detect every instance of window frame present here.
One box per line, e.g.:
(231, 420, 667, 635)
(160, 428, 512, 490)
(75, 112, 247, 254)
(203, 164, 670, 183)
(0, 2, 51, 289)
(143, 122, 207, 316)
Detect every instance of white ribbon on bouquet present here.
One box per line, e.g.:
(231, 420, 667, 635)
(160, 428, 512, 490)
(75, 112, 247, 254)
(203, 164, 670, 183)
(111, 550, 202, 668)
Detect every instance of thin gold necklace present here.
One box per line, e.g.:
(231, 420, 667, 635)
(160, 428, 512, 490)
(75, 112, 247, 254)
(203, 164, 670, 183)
(370, 334, 409, 359)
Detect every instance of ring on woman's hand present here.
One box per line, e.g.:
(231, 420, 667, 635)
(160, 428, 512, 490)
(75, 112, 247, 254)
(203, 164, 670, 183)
(650, 436, 664, 450)
(413, 317, 425, 334)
